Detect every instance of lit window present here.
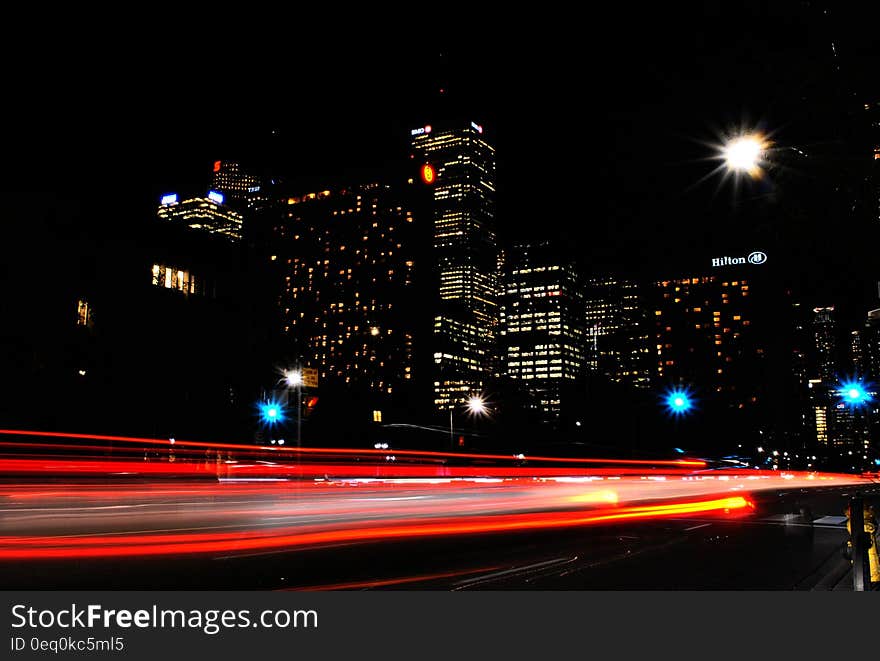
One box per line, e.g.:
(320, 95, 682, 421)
(76, 299, 91, 327)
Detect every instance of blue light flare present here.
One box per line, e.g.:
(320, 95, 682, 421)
(837, 379, 872, 408)
(662, 387, 695, 417)
(259, 400, 285, 425)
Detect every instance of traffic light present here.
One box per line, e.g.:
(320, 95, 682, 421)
(303, 396, 319, 418)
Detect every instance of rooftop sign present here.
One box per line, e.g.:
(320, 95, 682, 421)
(711, 251, 767, 268)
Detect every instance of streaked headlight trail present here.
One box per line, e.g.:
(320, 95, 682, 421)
(0, 428, 872, 569)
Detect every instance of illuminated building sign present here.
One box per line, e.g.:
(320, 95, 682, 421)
(207, 191, 225, 205)
(160, 193, 178, 206)
(471, 121, 483, 133)
(421, 164, 436, 184)
(410, 125, 432, 136)
(213, 160, 222, 172)
(711, 251, 767, 268)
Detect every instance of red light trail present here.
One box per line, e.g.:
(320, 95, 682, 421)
(0, 428, 873, 567)
(0, 495, 754, 559)
(0, 428, 707, 466)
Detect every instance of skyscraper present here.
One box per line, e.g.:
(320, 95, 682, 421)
(210, 160, 262, 211)
(807, 306, 836, 449)
(812, 306, 837, 382)
(272, 181, 421, 418)
(157, 192, 244, 241)
(651, 274, 772, 448)
(584, 277, 652, 389)
(500, 242, 586, 424)
(409, 121, 498, 411)
(653, 275, 762, 404)
(862, 308, 880, 379)
(804, 305, 871, 452)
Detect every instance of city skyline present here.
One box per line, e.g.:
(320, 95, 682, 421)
(2, 6, 880, 599)
(1, 3, 879, 465)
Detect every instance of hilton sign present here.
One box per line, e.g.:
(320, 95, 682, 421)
(711, 251, 767, 268)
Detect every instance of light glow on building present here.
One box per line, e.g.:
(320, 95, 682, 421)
(157, 196, 244, 240)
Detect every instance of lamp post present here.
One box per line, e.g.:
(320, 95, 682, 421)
(449, 394, 488, 450)
(449, 402, 454, 450)
(722, 134, 768, 178)
(286, 368, 303, 448)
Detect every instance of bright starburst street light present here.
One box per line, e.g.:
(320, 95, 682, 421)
(466, 395, 488, 416)
(285, 369, 303, 387)
(663, 387, 695, 417)
(722, 134, 768, 177)
(259, 400, 285, 425)
(837, 379, 872, 407)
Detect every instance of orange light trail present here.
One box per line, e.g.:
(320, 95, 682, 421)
(0, 496, 752, 559)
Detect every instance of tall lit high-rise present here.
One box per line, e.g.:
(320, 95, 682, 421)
(500, 242, 586, 424)
(157, 192, 244, 241)
(584, 277, 652, 389)
(210, 160, 262, 211)
(812, 306, 837, 382)
(653, 276, 761, 403)
(804, 305, 869, 451)
(410, 121, 498, 411)
(651, 274, 770, 449)
(272, 181, 419, 413)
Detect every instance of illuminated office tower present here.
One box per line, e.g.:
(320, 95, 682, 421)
(810, 306, 868, 450)
(805, 306, 836, 448)
(584, 277, 652, 389)
(210, 160, 263, 211)
(410, 121, 498, 411)
(862, 308, 880, 379)
(500, 242, 586, 423)
(157, 191, 244, 241)
(808, 306, 873, 453)
(790, 302, 817, 446)
(812, 306, 837, 382)
(273, 182, 418, 400)
(653, 275, 763, 413)
(804, 305, 868, 450)
(866, 100, 880, 223)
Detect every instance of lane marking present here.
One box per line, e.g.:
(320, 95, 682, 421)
(812, 516, 848, 525)
(683, 523, 712, 531)
(454, 556, 576, 587)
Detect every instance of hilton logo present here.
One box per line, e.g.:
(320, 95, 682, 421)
(748, 251, 767, 264)
(711, 251, 767, 268)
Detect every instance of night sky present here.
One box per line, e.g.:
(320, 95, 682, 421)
(2, 3, 878, 323)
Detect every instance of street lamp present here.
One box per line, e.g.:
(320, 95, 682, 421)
(285, 369, 303, 388)
(723, 135, 763, 170)
(259, 401, 284, 426)
(837, 378, 872, 408)
(448, 394, 489, 450)
(662, 386, 695, 417)
(466, 395, 487, 416)
(285, 368, 303, 447)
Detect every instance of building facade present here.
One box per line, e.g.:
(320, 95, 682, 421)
(500, 242, 586, 424)
(653, 275, 762, 406)
(584, 277, 652, 389)
(409, 121, 498, 412)
(157, 193, 244, 241)
(272, 182, 420, 409)
(210, 160, 263, 212)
